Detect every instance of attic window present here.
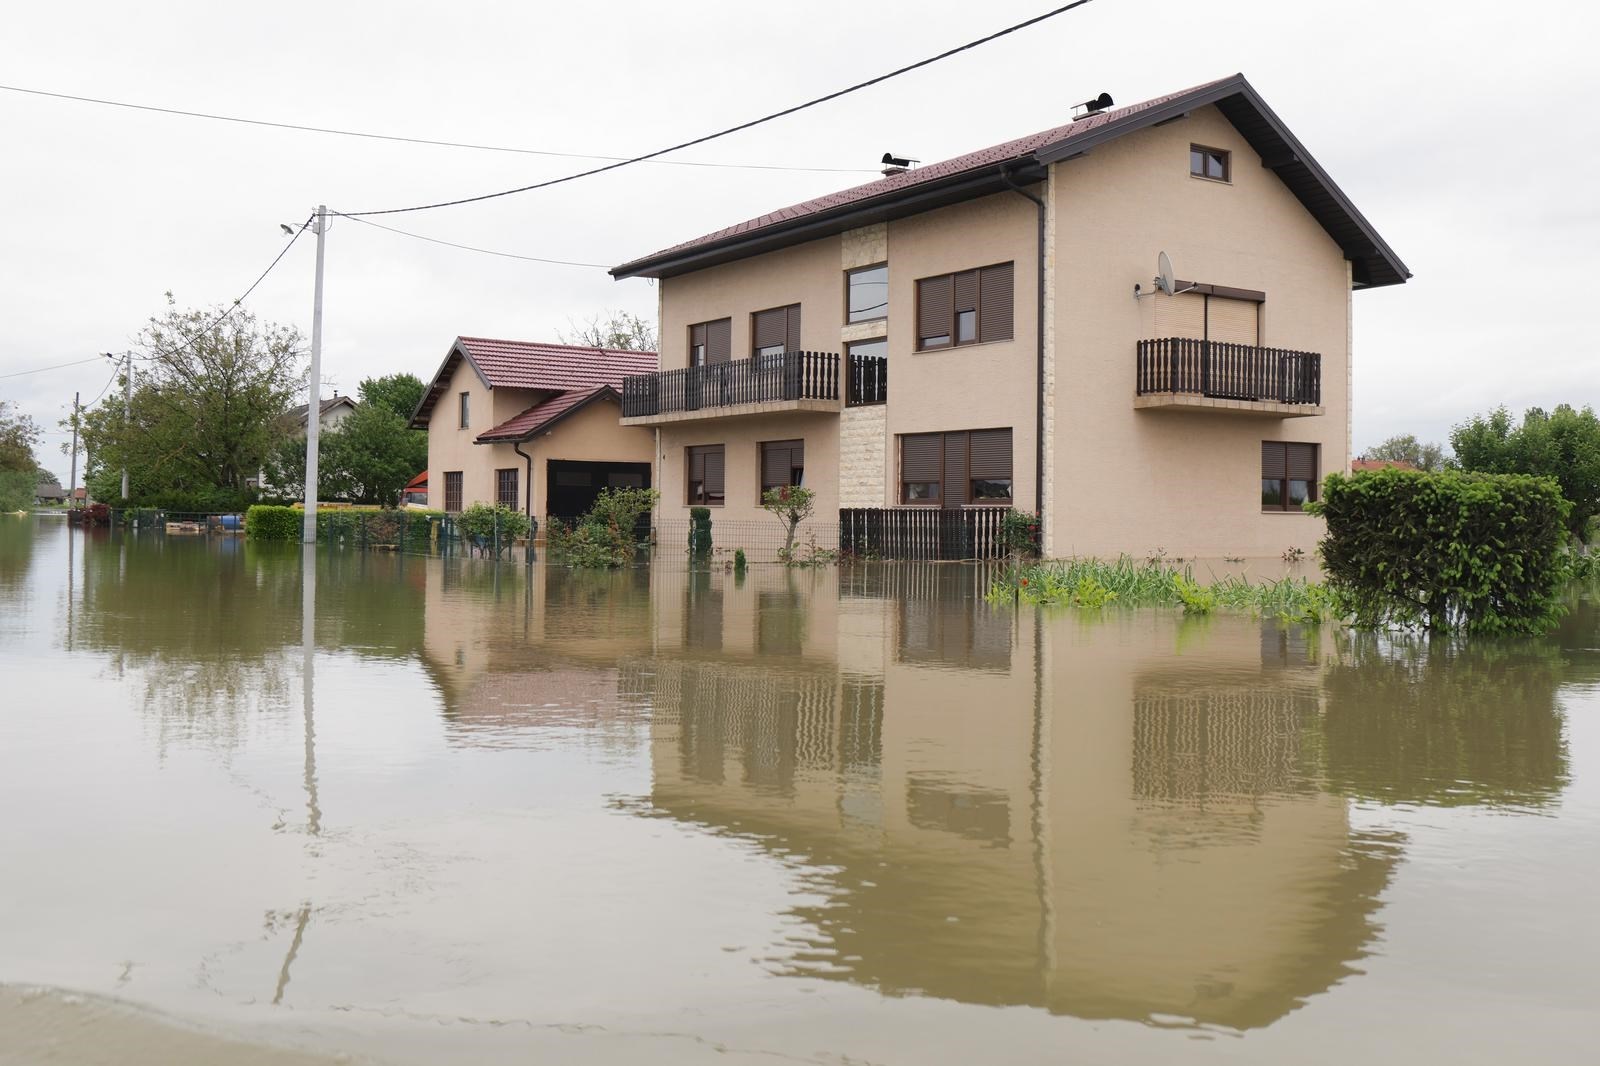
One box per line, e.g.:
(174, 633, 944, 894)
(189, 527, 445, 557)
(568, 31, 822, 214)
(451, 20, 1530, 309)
(1190, 145, 1230, 182)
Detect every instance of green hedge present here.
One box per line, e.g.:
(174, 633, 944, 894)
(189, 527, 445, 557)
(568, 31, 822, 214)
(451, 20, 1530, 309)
(1312, 468, 1571, 634)
(246, 505, 446, 545)
(245, 504, 301, 540)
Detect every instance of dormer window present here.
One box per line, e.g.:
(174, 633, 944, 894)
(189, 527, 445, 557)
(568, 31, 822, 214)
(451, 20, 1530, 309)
(1190, 145, 1230, 183)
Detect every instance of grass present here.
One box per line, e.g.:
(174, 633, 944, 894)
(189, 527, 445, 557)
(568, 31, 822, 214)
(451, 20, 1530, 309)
(987, 555, 1336, 624)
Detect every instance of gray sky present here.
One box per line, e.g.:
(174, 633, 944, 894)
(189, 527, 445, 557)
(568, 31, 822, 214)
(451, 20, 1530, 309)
(3, 0, 1596, 480)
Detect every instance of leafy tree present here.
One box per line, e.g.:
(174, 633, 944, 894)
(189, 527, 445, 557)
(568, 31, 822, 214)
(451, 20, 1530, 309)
(761, 485, 816, 558)
(1363, 433, 1449, 471)
(1452, 405, 1600, 542)
(0, 399, 42, 473)
(557, 310, 657, 352)
(78, 295, 303, 506)
(357, 373, 426, 421)
(322, 401, 427, 505)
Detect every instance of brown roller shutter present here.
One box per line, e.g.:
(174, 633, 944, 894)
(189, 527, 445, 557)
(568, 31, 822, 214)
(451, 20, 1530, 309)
(943, 433, 970, 507)
(1156, 291, 1206, 339)
(1207, 296, 1258, 345)
(978, 262, 1014, 343)
(953, 269, 979, 313)
(690, 322, 706, 348)
(901, 433, 941, 481)
(752, 307, 785, 353)
(1261, 442, 1287, 480)
(707, 318, 731, 363)
(762, 440, 802, 492)
(1286, 443, 1317, 480)
(785, 306, 801, 353)
(703, 447, 725, 498)
(918, 275, 952, 346)
(968, 429, 1013, 478)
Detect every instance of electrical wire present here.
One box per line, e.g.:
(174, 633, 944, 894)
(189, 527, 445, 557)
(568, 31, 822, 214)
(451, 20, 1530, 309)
(334, 212, 610, 268)
(340, 0, 1096, 217)
(0, 355, 105, 380)
(0, 83, 876, 175)
(83, 361, 122, 407)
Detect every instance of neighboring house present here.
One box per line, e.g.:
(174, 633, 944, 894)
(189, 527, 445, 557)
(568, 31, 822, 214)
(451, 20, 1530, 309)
(255, 395, 359, 493)
(410, 338, 658, 519)
(610, 73, 1410, 559)
(1351, 458, 1417, 472)
(401, 470, 429, 507)
(35, 475, 67, 505)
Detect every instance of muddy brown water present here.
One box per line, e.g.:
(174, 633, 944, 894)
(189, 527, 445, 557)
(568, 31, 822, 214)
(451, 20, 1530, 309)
(2, 518, 1596, 1064)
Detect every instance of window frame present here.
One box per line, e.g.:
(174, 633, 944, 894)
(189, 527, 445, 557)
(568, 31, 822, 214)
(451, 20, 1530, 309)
(898, 428, 1014, 507)
(458, 391, 470, 429)
(914, 262, 1014, 352)
(758, 439, 806, 499)
(686, 444, 726, 507)
(1261, 441, 1318, 512)
(495, 467, 519, 510)
(845, 263, 889, 324)
(1190, 144, 1231, 183)
(443, 471, 464, 513)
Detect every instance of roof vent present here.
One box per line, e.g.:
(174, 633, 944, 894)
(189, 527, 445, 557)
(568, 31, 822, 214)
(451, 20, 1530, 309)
(1071, 92, 1114, 121)
(881, 151, 918, 177)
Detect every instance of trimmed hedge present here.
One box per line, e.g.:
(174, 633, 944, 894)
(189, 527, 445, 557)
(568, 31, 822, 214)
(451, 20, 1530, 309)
(246, 505, 446, 545)
(245, 504, 301, 540)
(1312, 468, 1571, 634)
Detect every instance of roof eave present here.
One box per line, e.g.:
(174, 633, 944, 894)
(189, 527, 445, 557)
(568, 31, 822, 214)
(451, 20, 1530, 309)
(410, 338, 495, 428)
(472, 386, 621, 445)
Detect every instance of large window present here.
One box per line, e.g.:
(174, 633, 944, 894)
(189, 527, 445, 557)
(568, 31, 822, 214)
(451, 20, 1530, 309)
(751, 304, 801, 358)
(916, 262, 1013, 351)
(846, 264, 888, 323)
(689, 318, 731, 367)
(1190, 144, 1231, 182)
(444, 471, 463, 513)
(759, 439, 805, 497)
(899, 429, 1013, 506)
(1262, 442, 1317, 511)
(686, 444, 725, 506)
(458, 392, 470, 429)
(496, 468, 519, 509)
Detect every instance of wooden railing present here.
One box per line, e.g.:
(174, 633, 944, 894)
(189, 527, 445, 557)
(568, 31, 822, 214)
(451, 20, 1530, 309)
(1136, 338, 1321, 406)
(839, 507, 1008, 560)
(621, 350, 839, 418)
(846, 352, 888, 406)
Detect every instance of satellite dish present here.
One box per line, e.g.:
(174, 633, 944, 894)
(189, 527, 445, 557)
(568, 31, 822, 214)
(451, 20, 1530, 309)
(1155, 251, 1175, 296)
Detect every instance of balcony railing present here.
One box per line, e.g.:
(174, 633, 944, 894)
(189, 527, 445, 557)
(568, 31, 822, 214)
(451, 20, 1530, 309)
(1136, 338, 1321, 406)
(846, 352, 888, 406)
(621, 350, 840, 418)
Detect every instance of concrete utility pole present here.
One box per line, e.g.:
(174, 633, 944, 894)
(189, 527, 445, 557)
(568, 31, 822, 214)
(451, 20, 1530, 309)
(68, 391, 80, 507)
(302, 205, 328, 544)
(103, 350, 133, 500)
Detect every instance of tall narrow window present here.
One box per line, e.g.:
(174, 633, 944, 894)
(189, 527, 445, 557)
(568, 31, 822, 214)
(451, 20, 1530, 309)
(846, 264, 888, 323)
(751, 304, 801, 358)
(458, 392, 470, 429)
(1261, 442, 1317, 511)
(916, 263, 1013, 351)
(689, 318, 731, 366)
(444, 471, 464, 513)
(899, 429, 1012, 505)
(759, 439, 805, 497)
(496, 468, 519, 509)
(686, 445, 725, 506)
(1190, 144, 1230, 182)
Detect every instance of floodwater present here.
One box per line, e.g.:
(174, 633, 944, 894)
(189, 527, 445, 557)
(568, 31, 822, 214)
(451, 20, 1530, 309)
(2, 519, 1597, 1065)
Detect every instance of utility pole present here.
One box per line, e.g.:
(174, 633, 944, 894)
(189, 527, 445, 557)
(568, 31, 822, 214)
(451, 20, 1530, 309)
(302, 205, 327, 544)
(68, 391, 80, 508)
(104, 350, 133, 500)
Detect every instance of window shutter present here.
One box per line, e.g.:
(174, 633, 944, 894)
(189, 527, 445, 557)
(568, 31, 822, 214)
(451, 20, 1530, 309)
(978, 263, 1014, 343)
(918, 276, 952, 343)
(953, 269, 979, 313)
(1207, 296, 1258, 345)
(1286, 443, 1317, 480)
(1155, 292, 1206, 339)
(968, 429, 1013, 478)
(689, 447, 706, 483)
(690, 322, 706, 349)
(785, 306, 801, 353)
(943, 433, 970, 507)
(901, 433, 941, 481)
(762, 442, 794, 491)
(1261, 442, 1287, 480)
(703, 446, 725, 497)
(708, 318, 731, 363)
(753, 308, 786, 352)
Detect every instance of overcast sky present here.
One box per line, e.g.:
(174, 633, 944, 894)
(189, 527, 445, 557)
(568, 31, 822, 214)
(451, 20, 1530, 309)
(3, 0, 1596, 480)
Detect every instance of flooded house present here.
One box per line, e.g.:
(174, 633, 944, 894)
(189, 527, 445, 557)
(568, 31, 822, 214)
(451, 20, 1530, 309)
(610, 74, 1409, 560)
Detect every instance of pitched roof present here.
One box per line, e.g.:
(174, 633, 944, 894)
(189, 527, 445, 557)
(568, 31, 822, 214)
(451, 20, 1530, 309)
(474, 386, 619, 443)
(611, 74, 1409, 289)
(286, 395, 357, 421)
(403, 470, 428, 491)
(412, 337, 656, 427)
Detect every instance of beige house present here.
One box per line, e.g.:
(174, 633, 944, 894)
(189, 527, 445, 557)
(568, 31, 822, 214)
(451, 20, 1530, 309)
(610, 74, 1410, 559)
(411, 337, 657, 519)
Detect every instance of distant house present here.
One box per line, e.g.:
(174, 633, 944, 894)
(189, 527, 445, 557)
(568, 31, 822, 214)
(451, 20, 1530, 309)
(410, 338, 657, 519)
(286, 394, 358, 436)
(35, 475, 67, 504)
(402, 470, 428, 507)
(1351, 458, 1417, 472)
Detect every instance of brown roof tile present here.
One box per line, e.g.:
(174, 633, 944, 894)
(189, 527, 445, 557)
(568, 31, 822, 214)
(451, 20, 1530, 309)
(474, 385, 618, 443)
(413, 338, 656, 427)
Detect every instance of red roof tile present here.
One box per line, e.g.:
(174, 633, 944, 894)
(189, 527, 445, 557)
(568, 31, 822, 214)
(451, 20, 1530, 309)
(474, 386, 617, 443)
(403, 470, 428, 491)
(457, 337, 656, 391)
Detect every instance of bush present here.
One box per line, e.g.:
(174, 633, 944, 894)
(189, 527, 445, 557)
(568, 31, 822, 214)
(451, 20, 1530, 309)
(0, 469, 33, 511)
(1312, 468, 1570, 634)
(689, 506, 712, 560)
(246, 504, 301, 540)
(760, 485, 816, 559)
(457, 503, 532, 556)
(1000, 510, 1042, 557)
(548, 487, 659, 568)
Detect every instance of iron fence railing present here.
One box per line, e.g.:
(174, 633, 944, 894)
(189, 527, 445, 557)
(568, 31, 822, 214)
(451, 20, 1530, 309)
(1136, 337, 1321, 406)
(621, 350, 841, 417)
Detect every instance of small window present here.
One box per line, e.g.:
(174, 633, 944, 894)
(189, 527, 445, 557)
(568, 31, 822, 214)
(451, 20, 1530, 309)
(1190, 144, 1230, 182)
(458, 392, 470, 429)
(495, 468, 519, 509)
(751, 304, 801, 359)
(1262, 442, 1317, 512)
(760, 439, 805, 498)
(689, 319, 731, 367)
(444, 471, 464, 513)
(686, 444, 725, 506)
(916, 263, 1013, 351)
(846, 264, 888, 323)
(900, 429, 1013, 506)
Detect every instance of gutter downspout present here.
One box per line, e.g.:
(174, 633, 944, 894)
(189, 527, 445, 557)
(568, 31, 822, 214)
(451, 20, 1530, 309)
(1003, 164, 1047, 536)
(512, 439, 536, 531)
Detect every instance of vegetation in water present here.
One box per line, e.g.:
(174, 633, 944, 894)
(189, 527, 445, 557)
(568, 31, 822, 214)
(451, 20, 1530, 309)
(548, 487, 658, 568)
(688, 506, 712, 561)
(762, 485, 816, 559)
(1452, 403, 1600, 543)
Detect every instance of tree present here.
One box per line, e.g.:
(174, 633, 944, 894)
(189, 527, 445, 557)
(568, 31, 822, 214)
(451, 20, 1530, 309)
(761, 485, 816, 558)
(557, 310, 657, 352)
(1452, 404, 1600, 542)
(78, 295, 303, 506)
(357, 373, 426, 421)
(0, 399, 42, 473)
(321, 400, 427, 506)
(1363, 433, 1449, 471)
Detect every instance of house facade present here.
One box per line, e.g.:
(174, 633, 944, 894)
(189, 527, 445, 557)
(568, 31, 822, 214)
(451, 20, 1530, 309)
(611, 74, 1409, 559)
(411, 337, 657, 520)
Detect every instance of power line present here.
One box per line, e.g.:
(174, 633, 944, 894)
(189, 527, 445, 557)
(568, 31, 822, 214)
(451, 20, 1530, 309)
(335, 212, 610, 268)
(340, 1, 1096, 218)
(84, 361, 121, 406)
(0, 354, 104, 380)
(0, 82, 876, 175)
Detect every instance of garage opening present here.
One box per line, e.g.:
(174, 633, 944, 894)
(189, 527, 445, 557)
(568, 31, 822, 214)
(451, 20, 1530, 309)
(545, 460, 653, 520)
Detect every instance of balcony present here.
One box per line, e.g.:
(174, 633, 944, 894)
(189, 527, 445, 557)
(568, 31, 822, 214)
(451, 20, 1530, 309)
(621, 350, 887, 425)
(1135, 338, 1323, 417)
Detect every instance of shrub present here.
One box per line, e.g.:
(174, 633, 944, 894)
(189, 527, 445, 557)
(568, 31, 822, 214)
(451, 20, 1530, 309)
(689, 506, 712, 560)
(760, 485, 816, 558)
(1000, 510, 1042, 557)
(457, 503, 532, 556)
(548, 487, 659, 568)
(733, 548, 747, 575)
(246, 504, 301, 540)
(1312, 468, 1570, 634)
